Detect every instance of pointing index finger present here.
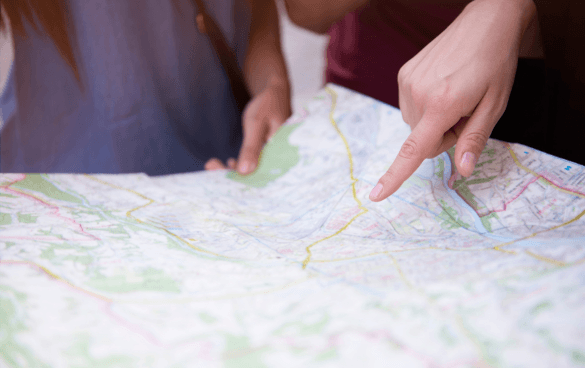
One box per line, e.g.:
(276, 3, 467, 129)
(369, 114, 448, 202)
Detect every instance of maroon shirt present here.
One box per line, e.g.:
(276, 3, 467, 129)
(326, 1, 464, 107)
(325, 1, 585, 165)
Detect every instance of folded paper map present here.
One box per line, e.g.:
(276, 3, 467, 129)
(1, 85, 584, 367)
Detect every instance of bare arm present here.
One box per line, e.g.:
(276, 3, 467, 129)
(230, 0, 292, 174)
(206, 0, 292, 173)
(245, 0, 290, 97)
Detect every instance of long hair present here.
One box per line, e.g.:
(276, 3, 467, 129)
(0, 0, 79, 80)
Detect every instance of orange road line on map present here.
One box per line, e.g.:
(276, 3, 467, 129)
(0, 260, 112, 302)
(2, 175, 100, 241)
(506, 144, 585, 199)
(302, 87, 369, 269)
(493, 209, 585, 264)
(491, 145, 585, 265)
(84, 175, 224, 258)
(387, 254, 413, 289)
(524, 250, 566, 267)
(310, 246, 493, 263)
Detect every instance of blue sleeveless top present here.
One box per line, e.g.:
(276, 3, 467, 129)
(0, 0, 249, 174)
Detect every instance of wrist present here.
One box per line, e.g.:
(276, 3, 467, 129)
(509, 0, 540, 58)
(264, 76, 290, 98)
(514, 0, 537, 33)
(516, 0, 543, 58)
(467, 0, 538, 54)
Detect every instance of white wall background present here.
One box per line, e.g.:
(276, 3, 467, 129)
(277, 1, 329, 113)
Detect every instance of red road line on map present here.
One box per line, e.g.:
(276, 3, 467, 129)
(0, 236, 96, 242)
(103, 303, 164, 347)
(0, 260, 112, 302)
(478, 175, 540, 217)
(493, 208, 585, 260)
(1, 174, 25, 187)
(531, 173, 585, 198)
(505, 144, 585, 198)
(451, 144, 585, 220)
(84, 175, 226, 258)
(1, 175, 100, 241)
(1, 260, 182, 348)
(1, 260, 164, 347)
(287, 105, 310, 125)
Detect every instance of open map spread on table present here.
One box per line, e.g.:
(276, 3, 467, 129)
(1, 85, 584, 368)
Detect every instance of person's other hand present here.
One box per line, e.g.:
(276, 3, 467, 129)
(369, 0, 537, 202)
(204, 157, 237, 171)
(204, 83, 291, 173)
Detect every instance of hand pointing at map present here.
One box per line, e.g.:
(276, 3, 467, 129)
(369, 0, 537, 202)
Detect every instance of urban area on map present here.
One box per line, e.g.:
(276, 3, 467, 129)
(1, 85, 584, 367)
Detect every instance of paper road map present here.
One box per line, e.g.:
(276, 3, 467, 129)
(1, 85, 585, 367)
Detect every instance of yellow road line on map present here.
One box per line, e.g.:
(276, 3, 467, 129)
(311, 246, 494, 263)
(507, 145, 585, 199)
(0, 260, 112, 302)
(84, 175, 224, 258)
(302, 87, 369, 269)
(456, 315, 493, 367)
(524, 250, 566, 267)
(493, 209, 585, 264)
(491, 146, 585, 265)
(387, 254, 413, 289)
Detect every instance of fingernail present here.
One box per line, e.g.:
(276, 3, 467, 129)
(460, 152, 477, 175)
(239, 161, 254, 174)
(369, 183, 384, 200)
(238, 162, 249, 174)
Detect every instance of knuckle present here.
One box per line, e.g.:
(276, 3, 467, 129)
(428, 80, 454, 108)
(397, 65, 409, 86)
(464, 130, 490, 149)
(410, 83, 426, 104)
(401, 114, 415, 129)
(398, 138, 421, 160)
(384, 165, 399, 180)
(241, 144, 260, 156)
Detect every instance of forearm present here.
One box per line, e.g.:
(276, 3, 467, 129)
(283, 0, 533, 35)
(404, 0, 539, 57)
(480, 0, 537, 55)
(245, 0, 290, 97)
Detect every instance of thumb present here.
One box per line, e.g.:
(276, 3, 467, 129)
(237, 117, 267, 175)
(453, 98, 500, 177)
